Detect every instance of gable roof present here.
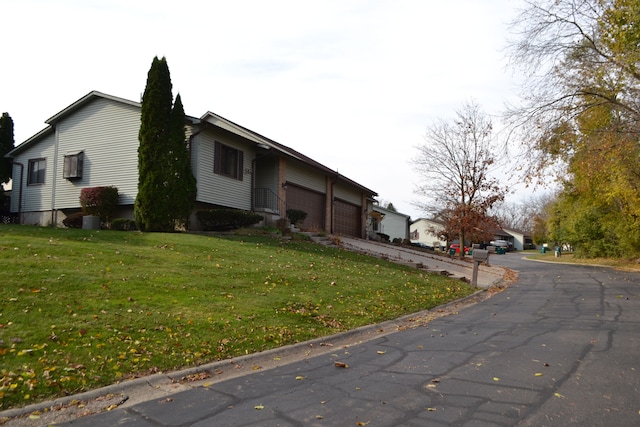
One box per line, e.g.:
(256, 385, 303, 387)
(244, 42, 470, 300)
(6, 91, 140, 157)
(502, 227, 532, 237)
(411, 217, 446, 227)
(373, 204, 410, 219)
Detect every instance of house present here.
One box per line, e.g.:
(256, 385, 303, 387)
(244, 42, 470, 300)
(409, 218, 446, 250)
(370, 205, 410, 242)
(502, 228, 535, 251)
(4, 91, 377, 237)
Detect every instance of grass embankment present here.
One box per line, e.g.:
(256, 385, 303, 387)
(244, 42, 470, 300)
(0, 226, 473, 409)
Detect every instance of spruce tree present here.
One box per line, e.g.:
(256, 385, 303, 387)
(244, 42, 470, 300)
(135, 56, 175, 231)
(0, 112, 15, 185)
(167, 93, 197, 229)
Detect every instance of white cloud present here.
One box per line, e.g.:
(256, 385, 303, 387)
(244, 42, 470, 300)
(1, 0, 529, 218)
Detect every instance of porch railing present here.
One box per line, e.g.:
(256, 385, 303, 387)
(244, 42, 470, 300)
(253, 188, 286, 216)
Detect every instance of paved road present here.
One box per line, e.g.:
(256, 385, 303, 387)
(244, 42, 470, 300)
(13, 254, 640, 426)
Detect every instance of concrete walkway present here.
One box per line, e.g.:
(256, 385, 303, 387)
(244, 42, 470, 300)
(338, 236, 506, 289)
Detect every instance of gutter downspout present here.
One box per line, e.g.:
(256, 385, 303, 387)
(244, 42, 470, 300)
(51, 126, 60, 226)
(187, 125, 203, 209)
(330, 172, 338, 234)
(12, 162, 24, 222)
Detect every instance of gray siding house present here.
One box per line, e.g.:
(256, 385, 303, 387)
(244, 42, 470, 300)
(5, 91, 377, 238)
(410, 218, 446, 250)
(371, 205, 410, 242)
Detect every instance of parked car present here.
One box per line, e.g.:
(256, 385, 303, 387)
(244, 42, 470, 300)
(490, 239, 513, 252)
(491, 240, 512, 249)
(411, 242, 433, 250)
(449, 243, 470, 254)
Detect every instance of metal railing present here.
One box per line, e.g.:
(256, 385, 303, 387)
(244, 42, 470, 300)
(253, 188, 286, 215)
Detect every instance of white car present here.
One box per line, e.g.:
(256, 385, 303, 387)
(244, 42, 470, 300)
(490, 240, 510, 251)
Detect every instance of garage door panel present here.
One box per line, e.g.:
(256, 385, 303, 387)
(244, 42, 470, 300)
(286, 185, 325, 231)
(334, 199, 361, 237)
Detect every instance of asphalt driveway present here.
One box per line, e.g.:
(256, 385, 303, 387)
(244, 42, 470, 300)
(9, 253, 640, 426)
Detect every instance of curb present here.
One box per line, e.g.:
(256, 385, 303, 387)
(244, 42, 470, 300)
(0, 286, 494, 421)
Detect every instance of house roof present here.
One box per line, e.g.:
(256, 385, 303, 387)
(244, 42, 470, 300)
(200, 111, 377, 196)
(411, 217, 446, 226)
(6, 91, 140, 157)
(502, 227, 532, 237)
(373, 205, 410, 219)
(5, 91, 378, 196)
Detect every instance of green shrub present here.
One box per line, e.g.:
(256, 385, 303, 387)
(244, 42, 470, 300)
(196, 209, 263, 231)
(286, 209, 307, 225)
(80, 186, 119, 222)
(62, 212, 87, 229)
(111, 218, 137, 231)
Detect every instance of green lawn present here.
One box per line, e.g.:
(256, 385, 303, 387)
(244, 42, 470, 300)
(525, 251, 640, 271)
(0, 226, 474, 410)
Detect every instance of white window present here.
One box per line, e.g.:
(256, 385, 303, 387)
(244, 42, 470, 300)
(27, 158, 46, 185)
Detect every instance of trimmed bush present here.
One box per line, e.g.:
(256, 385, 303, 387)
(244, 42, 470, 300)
(286, 209, 307, 225)
(111, 218, 137, 231)
(80, 186, 119, 222)
(63, 212, 87, 229)
(196, 209, 263, 231)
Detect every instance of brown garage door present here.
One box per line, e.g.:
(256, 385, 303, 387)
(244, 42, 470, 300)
(334, 199, 361, 237)
(286, 184, 325, 231)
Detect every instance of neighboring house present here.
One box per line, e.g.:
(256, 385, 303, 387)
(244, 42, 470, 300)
(371, 205, 410, 242)
(4, 91, 377, 237)
(409, 218, 446, 250)
(502, 228, 535, 251)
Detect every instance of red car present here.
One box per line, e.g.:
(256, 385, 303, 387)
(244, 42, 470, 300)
(449, 243, 470, 254)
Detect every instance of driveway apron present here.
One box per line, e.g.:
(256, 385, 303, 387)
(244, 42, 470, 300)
(43, 255, 640, 426)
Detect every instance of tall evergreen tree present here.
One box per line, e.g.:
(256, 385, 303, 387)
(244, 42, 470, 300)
(135, 56, 177, 232)
(167, 93, 197, 229)
(0, 112, 15, 185)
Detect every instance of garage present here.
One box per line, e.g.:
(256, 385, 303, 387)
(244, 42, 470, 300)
(334, 199, 361, 237)
(286, 184, 325, 231)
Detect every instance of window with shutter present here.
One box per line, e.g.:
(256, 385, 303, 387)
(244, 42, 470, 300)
(63, 152, 84, 180)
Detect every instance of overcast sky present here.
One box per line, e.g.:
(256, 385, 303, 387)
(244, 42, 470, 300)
(2, 0, 529, 218)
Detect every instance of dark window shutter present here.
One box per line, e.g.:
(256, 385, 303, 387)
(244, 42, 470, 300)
(63, 156, 71, 178)
(238, 150, 244, 181)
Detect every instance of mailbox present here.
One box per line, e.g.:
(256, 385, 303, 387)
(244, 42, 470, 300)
(472, 249, 489, 262)
(471, 249, 489, 288)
